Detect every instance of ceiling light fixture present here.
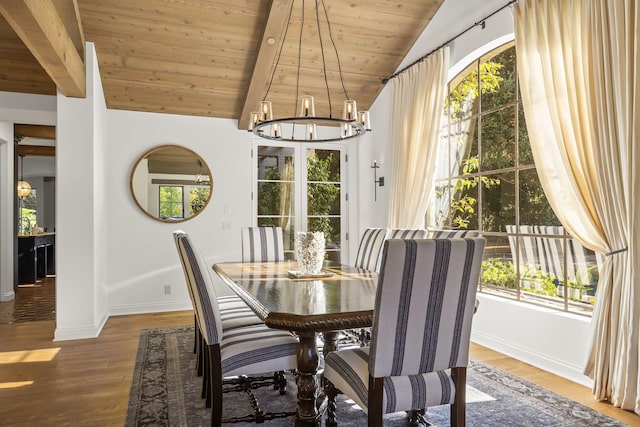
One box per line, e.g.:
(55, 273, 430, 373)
(17, 154, 31, 198)
(194, 160, 210, 185)
(249, 0, 371, 142)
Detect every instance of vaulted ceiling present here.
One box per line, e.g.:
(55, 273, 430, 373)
(0, 0, 444, 130)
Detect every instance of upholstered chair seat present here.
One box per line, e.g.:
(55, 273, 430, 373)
(216, 295, 263, 330)
(324, 347, 455, 414)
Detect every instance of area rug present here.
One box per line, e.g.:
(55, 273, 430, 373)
(126, 326, 627, 426)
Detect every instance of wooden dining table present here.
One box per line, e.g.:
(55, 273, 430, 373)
(213, 260, 378, 426)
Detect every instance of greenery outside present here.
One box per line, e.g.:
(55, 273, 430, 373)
(159, 185, 184, 219)
(432, 43, 597, 313)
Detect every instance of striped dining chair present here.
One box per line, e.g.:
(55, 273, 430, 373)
(354, 227, 389, 272)
(324, 237, 486, 427)
(388, 228, 429, 239)
(429, 229, 482, 238)
(174, 231, 264, 377)
(241, 226, 285, 262)
(175, 231, 299, 425)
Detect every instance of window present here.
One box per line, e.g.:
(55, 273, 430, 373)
(159, 185, 184, 219)
(190, 187, 211, 216)
(19, 188, 37, 233)
(255, 142, 346, 261)
(429, 42, 598, 315)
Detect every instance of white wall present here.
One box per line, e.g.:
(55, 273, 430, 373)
(0, 122, 14, 301)
(55, 42, 109, 340)
(106, 110, 253, 314)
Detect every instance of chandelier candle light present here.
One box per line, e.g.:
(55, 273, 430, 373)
(249, 0, 371, 142)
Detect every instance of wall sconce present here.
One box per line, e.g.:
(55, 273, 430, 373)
(371, 160, 384, 201)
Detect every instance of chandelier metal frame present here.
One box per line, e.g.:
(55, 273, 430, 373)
(249, 0, 370, 142)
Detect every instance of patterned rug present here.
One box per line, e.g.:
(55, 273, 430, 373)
(126, 326, 627, 426)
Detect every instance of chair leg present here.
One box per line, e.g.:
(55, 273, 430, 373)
(325, 379, 339, 427)
(368, 376, 384, 427)
(276, 371, 287, 395)
(208, 344, 223, 427)
(202, 344, 211, 405)
(450, 367, 466, 427)
(193, 315, 198, 354)
(196, 327, 204, 377)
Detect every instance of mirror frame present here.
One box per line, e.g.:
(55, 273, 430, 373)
(129, 144, 213, 223)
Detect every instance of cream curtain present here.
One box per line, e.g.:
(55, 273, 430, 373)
(387, 47, 449, 228)
(515, 0, 639, 413)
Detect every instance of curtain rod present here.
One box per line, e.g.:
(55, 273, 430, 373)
(382, 0, 518, 84)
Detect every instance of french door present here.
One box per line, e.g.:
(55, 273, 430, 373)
(253, 141, 347, 262)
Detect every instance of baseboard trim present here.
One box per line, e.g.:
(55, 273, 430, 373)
(1, 290, 15, 302)
(109, 301, 193, 317)
(471, 329, 593, 388)
(54, 311, 109, 341)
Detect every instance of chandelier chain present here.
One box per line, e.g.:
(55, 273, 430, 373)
(315, 0, 332, 118)
(291, 0, 306, 139)
(262, 0, 295, 102)
(320, 0, 349, 102)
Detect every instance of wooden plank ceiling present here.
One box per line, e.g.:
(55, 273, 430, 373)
(0, 0, 444, 129)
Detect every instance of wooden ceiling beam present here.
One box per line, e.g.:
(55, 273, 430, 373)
(0, 0, 86, 97)
(15, 124, 56, 140)
(17, 145, 56, 157)
(238, 0, 293, 130)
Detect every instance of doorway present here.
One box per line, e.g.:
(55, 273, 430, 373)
(0, 124, 56, 324)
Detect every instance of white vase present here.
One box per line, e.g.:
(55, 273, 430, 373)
(295, 232, 326, 274)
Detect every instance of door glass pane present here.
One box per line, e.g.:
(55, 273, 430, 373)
(257, 146, 295, 255)
(307, 148, 341, 260)
(189, 187, 211, 216)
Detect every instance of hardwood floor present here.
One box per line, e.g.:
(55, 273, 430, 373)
(0, 310, 638, 426)
(0, 276, 56, 324)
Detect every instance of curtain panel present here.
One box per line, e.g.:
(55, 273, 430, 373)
(387, 47, 449, 229)
(515, 0, 639, 413)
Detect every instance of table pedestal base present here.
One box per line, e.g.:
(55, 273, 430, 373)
(296, 331, 321, 426)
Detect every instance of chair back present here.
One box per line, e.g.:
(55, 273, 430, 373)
(369, 238, 485, 378)
(174, 231, 223, 345)
(389, 228, 428, 239)
(354, 228, 389, 272)
(241, 227, 285, 262)
(173, 230, 196, 308)
(429, 229, 481, 238)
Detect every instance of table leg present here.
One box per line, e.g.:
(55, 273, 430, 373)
(321, 331, 339, 356)
(296, 331, 320, 426)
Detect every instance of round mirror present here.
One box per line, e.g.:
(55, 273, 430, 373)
(130, 145, 213, 222)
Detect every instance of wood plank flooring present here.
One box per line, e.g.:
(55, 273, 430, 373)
(0, 276, 56, 324)
(0, 310, 638, 426)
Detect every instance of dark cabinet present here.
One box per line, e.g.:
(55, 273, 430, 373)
(18, 233, 55, 284)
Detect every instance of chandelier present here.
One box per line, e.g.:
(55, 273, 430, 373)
(249, 0, 371, 142)
(17, 154, 31, 198)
